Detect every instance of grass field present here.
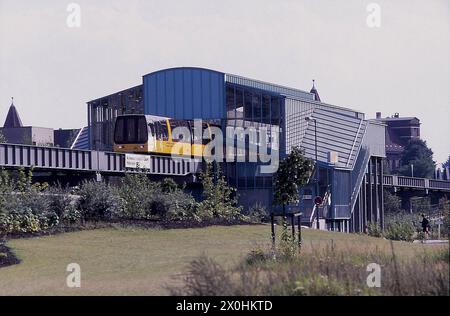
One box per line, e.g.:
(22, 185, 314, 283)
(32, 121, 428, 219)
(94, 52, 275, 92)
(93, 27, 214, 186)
(0, 225, 446, 296)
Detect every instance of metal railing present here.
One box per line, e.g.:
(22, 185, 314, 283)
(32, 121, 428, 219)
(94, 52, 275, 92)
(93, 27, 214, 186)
(383, 175, 450, 191)
(0, 143, 202, 176)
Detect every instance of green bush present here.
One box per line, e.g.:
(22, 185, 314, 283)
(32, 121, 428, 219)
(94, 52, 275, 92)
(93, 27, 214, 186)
(77, 180, 123, 220)
(118, 174, 159, 219)
(367, 222, 383, 238)
(243, 203, 270, 223)
(118, 174, 198, 221)
(0, 210, 42, 234)
(384, 213, 416, 242)
(197, 163, 242, 222)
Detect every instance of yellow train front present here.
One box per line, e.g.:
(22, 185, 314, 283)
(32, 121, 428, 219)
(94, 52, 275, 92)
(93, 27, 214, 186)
(113, 114, 212, 157)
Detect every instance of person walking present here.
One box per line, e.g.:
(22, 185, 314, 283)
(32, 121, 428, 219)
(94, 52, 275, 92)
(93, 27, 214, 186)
(421, 214, 430, 239)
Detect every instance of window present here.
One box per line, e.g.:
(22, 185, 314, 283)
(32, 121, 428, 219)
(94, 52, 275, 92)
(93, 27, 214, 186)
(244, 91, 252, 120)
(235, 88, 244, 119)
(226, 85, 236, 119)
(271, 96, 280, 125)
(170, 120, 191, 142)
(262, 95, 271, 124)
(155, 121, 169, 141)
(114, 116, 148, 144)
(252, 94, 261, 122)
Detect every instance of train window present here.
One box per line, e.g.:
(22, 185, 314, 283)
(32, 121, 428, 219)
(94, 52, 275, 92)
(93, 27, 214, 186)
(136, 116, 147, 143)
(114, 116, 147, 144)
(170, 120, 191, 142)
(155, 121, 169, 141)
(114, 117, 125, 143)
(148, 122, 155, 137)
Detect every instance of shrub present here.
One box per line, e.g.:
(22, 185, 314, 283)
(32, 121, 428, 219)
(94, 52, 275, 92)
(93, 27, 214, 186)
(367, 222, 383, 238)
(77, 180, 123, 220)
(197, 163, 242, 222)
(118, 174, 199, 221)
(384, 213, 416, 242)
(243, 203, 270, 223)
(118, 174, 159, 219)
(163, 190, 199, 221)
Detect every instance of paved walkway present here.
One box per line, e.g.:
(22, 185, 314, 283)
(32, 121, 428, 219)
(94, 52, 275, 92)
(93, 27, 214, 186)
(413, 239, 449, 244)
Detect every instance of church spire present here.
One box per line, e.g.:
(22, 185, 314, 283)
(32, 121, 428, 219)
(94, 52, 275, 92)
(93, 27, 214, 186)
(4, 97, 23, 128)
(310, 79, 321, 102)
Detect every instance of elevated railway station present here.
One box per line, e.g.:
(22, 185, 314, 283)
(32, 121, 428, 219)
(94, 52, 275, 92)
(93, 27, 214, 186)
(2, 67, 449, 233)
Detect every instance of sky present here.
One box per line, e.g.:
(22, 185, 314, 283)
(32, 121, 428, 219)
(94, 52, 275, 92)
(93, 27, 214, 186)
(0, 0, 448, 163)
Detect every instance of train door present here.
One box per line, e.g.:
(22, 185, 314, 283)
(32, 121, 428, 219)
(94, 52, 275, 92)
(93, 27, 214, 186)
(147, 121, 156, 152)
(169, 120, 192, 157)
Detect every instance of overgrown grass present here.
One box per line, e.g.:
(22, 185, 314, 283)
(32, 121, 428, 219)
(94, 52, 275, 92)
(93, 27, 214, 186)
(171, 238, 449, 296)
(2, 225, 446, 295)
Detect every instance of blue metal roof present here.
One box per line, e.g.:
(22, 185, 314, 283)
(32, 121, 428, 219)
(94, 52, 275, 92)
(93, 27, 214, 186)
(143, 68, 225, 119)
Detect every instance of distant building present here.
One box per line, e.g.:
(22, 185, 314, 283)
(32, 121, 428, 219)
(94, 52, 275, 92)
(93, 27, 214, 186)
(374, 112, 420, 172)
(1, 99, 54, 146)
(1, 98, 88, 149)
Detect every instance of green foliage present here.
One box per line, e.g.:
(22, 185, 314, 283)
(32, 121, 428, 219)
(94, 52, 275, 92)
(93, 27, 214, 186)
(367, 222, 383, 238)
(118, 173, 159, 219)
(243, 203, 270, 223)
(411, 196, 431, 214)
(398, 139, 435, 178)
(383, 189, 402, 213)
(173, 244, 449, 296)
(273, 147, 313, 206)
(0, 168, 58, 234)
(245, 247, 271, 266)
(439, 197, 449, 238)
(161, 178, 178, 193)
(77, 180, 123, 220)
(384, 213, 415, 242)
(197, 163, 242, 221)
(118, 173, 198, 221)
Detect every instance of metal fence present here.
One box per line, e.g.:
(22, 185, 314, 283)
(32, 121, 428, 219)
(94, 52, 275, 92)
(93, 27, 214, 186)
(0, 143, 202, 176)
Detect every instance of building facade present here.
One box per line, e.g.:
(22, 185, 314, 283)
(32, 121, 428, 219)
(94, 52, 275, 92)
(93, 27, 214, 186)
(374, 112, 420, 172)
(87, 67, 386, 232)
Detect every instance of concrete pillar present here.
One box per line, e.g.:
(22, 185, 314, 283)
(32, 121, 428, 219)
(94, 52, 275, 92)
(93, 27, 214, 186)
(367, 158, 373, 223)
(374, 157, 379, 223)
(362, 174, 367, 232)
(379, 158, 385, 230)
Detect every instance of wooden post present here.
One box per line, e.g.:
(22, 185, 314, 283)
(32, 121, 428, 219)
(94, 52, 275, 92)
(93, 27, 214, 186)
(271, 213, 275, 248)
(297, 215, 302, 250)
(291, 214, 295, 241)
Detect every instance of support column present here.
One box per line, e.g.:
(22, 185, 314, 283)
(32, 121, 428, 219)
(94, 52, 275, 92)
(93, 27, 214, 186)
(379, 158, 384, 231)
(367, 158, 373, 224)
(362, 174, 367, 232)
(374, 157, 379, 224)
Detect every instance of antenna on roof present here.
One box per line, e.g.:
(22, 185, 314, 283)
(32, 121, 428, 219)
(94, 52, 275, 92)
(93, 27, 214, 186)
(11, 97, 14, 105)
(312, 79, 315, 89)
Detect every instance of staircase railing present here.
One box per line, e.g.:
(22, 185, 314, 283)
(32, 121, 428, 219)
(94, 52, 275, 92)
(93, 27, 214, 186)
(349, 147, 370, 214)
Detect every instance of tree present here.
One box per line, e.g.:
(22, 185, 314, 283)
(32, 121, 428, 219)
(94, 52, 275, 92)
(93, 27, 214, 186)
(383, 189, 402, 213)
(398, 139, 435, 178)
(197, 163, 241, 221)
(273, 147, 314, 207)
(273, 147, 313, 250)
